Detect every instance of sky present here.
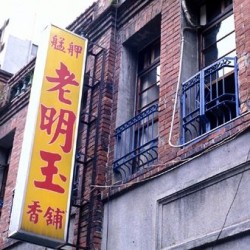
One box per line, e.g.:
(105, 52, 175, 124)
(0, 0, 96, 43)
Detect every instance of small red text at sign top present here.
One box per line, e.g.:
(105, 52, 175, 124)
(51, 35, 83, 58)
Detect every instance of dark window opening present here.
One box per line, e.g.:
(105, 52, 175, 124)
(81, 73, 90, 111)
(205, 0, 233, 24)
(137, 40, 160, 113)
(200, 0, 235, 67)
(201, 12, 235, 67)
(0, 131, 14, 216)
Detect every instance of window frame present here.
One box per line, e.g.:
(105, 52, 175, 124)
(136, 39, 160, 114)
(0, 147, 11, 214)
(199, 0, 234, 68)
(0, 162, 9, 207)
(133, 39, 160, 172)
(113, 37, 160, 178)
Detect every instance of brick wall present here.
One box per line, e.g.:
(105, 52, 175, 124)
(0, 106, 28, 249)
(70, 9, 116, 248)
(102, 0, 250, 199)
(103, 0, 180, 190)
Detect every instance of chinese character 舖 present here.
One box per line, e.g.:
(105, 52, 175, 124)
(44, 206, 65, 229)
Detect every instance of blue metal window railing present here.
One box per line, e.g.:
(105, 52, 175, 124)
(114, 104, 158, 179)
(181, 56, 239, 143)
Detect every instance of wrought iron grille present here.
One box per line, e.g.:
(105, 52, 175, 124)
(10, 70, 34, 101)
(182, 56, 239, 143)
(114, 104, 158, 179)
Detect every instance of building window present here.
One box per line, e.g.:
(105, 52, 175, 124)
(200, 0, 235, 67)
(0, 153, 9, 210)
(137, 40, 160, 113)
(0, 131, 14, 216)
(181, 0, 239, 143)
(30, 44, 38, 58)
(113, 15, 161, 180)
(132, 40, 160, 173)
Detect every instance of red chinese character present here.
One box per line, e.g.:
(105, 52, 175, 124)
(46, 62, 79, 105)
(34, 151, 67, 193)
(44, 207, 54, 226)
(51, 35, 65, 52)
(44, 207, 65, 229)
(68, 42, 83, 58)
(40, 105, 76, 153)
(40, 105, 56, 134)
(27, 201, 43, 224)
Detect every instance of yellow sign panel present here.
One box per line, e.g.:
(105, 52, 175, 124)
(9, 25, 88, 247)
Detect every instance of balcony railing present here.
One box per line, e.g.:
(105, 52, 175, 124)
(114, 104, 158, 180)
(10, 70, 34, 101)
(181, 57, 239, 143)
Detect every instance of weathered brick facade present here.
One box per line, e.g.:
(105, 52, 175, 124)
(0, 60, 34, 249)
(0, 0, 250, 249)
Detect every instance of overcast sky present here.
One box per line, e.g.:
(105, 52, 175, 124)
(0, 0, 96, 43)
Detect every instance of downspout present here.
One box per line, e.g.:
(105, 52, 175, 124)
(168, 0, 200, 148)
(181, 0, 198, 28)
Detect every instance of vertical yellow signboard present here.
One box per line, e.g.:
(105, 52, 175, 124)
(9, 25, 88, 248)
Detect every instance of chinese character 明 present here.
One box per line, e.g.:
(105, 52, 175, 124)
(68, 42, 83, 58)
(40, 105, 76, 153)
(40, 105, 56, 134)
(51, 35, 66, 52)
(44, 206, 65, 229)
(34, 151, 67, 193)
(27, 201, 43, 224)
(46, 62, 79, 105)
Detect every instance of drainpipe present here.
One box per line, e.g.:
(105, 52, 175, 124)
(168, 1, 200, 147)
(181, 0, 199, 28)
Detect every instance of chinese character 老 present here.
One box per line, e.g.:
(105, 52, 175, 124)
(46, 62, 79, 105)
